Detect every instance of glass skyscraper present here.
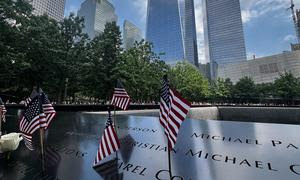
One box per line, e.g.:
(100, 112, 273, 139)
(146, 0, 184, 65)
(28, 0, 66, 22)
(203, 0, 247, 79)
(123, 20, 142, 50)
(183, 0, 199, 67)
(78, 0, 118, 39)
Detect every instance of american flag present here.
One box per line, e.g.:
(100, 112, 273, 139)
(41, 92, 56, 130)
(111, 81, 130, 110)
(159, 76, 191, 149)
(94, 111, 120, 167)
(0, 97, 6, 122)
(19, 93, 46, 151)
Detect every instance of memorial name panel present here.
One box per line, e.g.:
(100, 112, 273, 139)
(1, 113, 299, 180)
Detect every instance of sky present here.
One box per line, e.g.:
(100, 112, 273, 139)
(64, 0, 300, 64)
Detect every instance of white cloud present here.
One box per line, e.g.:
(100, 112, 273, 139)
(132, 0, 147, 24)
(241, 0, 294, 23)
(284, 34, 297, 41)
(241, 9, 258, 23)
(130, 0, 147, 36)
(247, 52, 255, 60)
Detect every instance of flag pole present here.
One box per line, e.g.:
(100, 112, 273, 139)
(113, 105, 118, 160)
(113, 105, 117, 134)
(168, 141, 172, 179)
(37, 86, 45, 173)
(40, 128, 45, 172)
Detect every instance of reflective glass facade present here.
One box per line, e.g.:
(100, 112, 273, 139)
(78, 0, 118, 39)
(123, 20, 142, 50)
(295, 10, 300, 43)
(146, 0, 184, 65)
(183, 0, 199, 67)
(29, 0, 66, 22)
(203, 0, 246, 79)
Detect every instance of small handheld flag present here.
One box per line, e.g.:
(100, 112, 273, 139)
(111, 80, 130, 110)
(94, 109, 120, 167)
(19, 90, 46, 150)
(19, 90, 56, 151)
(159, 75, 191, 149)
(41, 92, 56, 130)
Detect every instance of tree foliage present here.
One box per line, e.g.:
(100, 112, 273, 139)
(0, 0, 34, 98)
(273, 72, 300, 100)
(169, 62, 210, 102)
(81, 22, 123, 100)
(119, 40, 169, 102)
(0, 0, 170, 103)
(210, 78, 232, 99)
(233, 76, 257, 99)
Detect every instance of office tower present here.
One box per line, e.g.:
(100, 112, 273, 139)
(78, 0, 118, 39)
(296, 10, 300, 43)
(289, 0, 300, 43)
(123, 20, 142, 50)
(183, 0, 199, 67)
(218, 51, 300, 84)
(146, 0, 184, 65)
(203, 0, 247, 79)
(29, 0, 66, 22)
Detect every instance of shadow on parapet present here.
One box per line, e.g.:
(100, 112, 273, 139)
(198, 119, 217, 180)
(93, 158, 123, 180)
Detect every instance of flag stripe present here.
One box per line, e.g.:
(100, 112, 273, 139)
(101, 135, 109, 157)
(107, 126, 117, 152)
(19, 92, 56, 151)
(104, 130, 112, 155)
(159, 77, 191, 150)
(100, 141, 105, 160)
(93, 114, 120, 167)
(111, 87, 130, 110)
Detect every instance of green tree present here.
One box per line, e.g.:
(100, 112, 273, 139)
(210, 78, 231, 99)
(234, 76, 257, 99)
(256, 83, 274, 98)
(1, 1, 89, 102)
(0, 0, 33, 98)
(20, 15, 60, 86)
(169, 62, 210, 102)
(120, 40, 169, 102)
(51, 14, 88, 102)
(273, 72, 300, 100)
(224, 78, 234, 98)
(83, 22, 123, 100)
